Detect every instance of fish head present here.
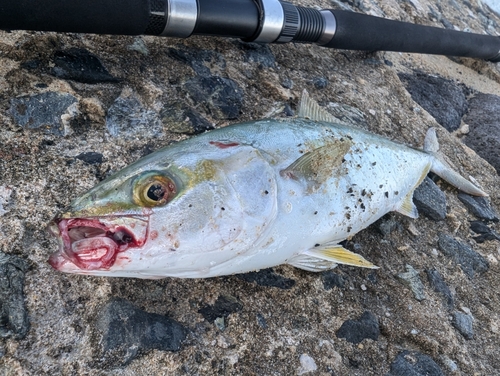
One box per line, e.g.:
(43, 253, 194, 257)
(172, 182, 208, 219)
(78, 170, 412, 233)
(48, 141, 277, 278)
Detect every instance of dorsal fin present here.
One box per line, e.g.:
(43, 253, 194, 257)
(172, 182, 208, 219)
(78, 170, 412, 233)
(298, 90, 338, 123)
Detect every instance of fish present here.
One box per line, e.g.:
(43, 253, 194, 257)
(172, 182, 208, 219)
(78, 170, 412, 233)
(48, 91, 487, 279)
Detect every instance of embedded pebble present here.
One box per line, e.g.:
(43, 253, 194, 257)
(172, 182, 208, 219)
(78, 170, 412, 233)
(463, 93, 500, 174)
(94, 298, 186, 366)
(198, 295, 243, 322)
(9, 92, 78, 136)
(298, 354, 317, 375)
(438, 234, 489, 278)
(105, 93, 162, 137)
(398, 72, 468, 131)
(52, 48, 117, 83)
(239, 42, 276, 68)
(75, 152, 103, 165)
(452, 311, 474, 340)
(0, 252, 29, 339)
(336, 311, 380, 344)
(457, 193, 499, 222)
(161, 102, 214, 134)
(413, 177, 447, 221)
(321, 271, 346, 290)
(469, 220, 500, 243)
(185, 75, 244, 120)
(426, 269, 454, 309)
(235, 268, 296, 289)
(388, 350, 444, 376)
(397, 265, 426, 301)
(168, 47, 225, 76)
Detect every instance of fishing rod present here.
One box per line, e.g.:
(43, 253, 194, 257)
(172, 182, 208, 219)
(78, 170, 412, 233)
(1, 0, 499, 62)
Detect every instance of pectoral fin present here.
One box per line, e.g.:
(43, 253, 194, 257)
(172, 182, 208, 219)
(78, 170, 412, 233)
(280, 140, 352, 187)
(289, 244, 378, 272)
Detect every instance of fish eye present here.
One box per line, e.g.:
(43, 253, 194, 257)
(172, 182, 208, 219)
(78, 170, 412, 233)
(133, 173, 176, 207)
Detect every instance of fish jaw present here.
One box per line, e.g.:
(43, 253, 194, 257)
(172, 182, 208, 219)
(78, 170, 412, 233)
(48, 215, 149, 272)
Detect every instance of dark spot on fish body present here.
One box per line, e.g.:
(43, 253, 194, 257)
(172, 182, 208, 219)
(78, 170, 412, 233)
(385, 192, 389, 198)
(347, 187, 354, 194)
(221, 207, 225, 211)
(394, 191, 399, 196)
(360, 203, 366, 211)
(345, 213, 351, 220)
(361, 189, 366, 196)
(314, 211, 318, 215)
(347, 226, 352, 233)
(372, 162, 377, 166)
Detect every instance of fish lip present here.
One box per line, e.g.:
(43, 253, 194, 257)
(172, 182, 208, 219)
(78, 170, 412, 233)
(48, 215, 150, 272)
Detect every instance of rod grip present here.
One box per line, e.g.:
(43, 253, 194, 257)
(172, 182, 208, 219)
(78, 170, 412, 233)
(324, 10, 500, 62)
(0, 0, 150, 35)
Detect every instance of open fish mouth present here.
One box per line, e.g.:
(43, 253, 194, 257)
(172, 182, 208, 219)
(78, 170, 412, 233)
(48, 216, 149, 271)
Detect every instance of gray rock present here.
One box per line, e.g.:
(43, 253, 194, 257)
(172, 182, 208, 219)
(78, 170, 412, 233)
(321, 271, 346, 290)
(167, 47, 225, 76)
(52, 48, 117, 84)
(312, 77, 329, 89)
(452, 311, 474, 339)
(388, 350, 444, 376)
(470, 220, 500, 243)
(9, 92, 78, 136)
(413, 177, 447, 221)
(426, 269, 454, 309)
(75, 152, 103, 165)
(397, 265, 426, 301)
(235, 268, 296, 289)
(457, 193, 499, 222)
(0, 252, 29, 339)
(198, 294, 243, 322)
(437, 234, 489, 278)
(239, 42, 276, 68)
(377, 214, 401, 237)
(160, 102, 214, 135)
(463, 93, 500, 174)
(95, 298, 187, 366)
(256, 313, 268, 329)
(398, 72, 468, 131)
(106, 94, 162, 137)
(185, 75, 244, 120)
(336, 311, 379, 344)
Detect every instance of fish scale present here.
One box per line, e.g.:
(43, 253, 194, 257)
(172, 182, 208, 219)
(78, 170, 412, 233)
(48, 92, 487, 278)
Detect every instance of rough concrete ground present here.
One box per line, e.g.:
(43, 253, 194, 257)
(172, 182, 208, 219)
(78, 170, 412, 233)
(1, 0, 500, 375)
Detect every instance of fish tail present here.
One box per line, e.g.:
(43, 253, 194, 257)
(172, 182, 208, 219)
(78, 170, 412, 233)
(424, 128, 488, 197)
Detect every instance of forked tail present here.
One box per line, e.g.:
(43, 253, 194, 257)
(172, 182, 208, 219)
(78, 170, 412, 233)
(424, 128, 488, 197)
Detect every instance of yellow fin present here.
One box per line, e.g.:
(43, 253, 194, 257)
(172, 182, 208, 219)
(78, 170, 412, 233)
(396, 162, 431, 219)
(305, 245, 378, 269)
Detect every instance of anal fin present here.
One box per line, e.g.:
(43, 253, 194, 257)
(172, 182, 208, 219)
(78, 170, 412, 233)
(395, 161, 431, 219)
(288, 244, 378, 272)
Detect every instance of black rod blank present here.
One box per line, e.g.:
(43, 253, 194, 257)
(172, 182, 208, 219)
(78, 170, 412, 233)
(0, 0, 499, 62)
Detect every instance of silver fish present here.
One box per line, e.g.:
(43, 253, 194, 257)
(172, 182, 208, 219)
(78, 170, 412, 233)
(48, 91, 487, 278)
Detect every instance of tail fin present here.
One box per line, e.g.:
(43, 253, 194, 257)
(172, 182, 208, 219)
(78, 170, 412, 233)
(424, 128, 488, 197)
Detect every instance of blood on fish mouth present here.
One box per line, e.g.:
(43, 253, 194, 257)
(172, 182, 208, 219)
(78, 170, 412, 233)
(48, 217, 148, 271)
